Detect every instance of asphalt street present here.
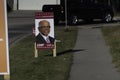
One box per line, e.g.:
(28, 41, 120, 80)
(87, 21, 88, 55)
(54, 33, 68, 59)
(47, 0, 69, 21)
(8, 11, 35, 46)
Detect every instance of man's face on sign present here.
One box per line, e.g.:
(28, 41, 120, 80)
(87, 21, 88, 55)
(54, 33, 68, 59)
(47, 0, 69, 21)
(38, 20, 50, 36)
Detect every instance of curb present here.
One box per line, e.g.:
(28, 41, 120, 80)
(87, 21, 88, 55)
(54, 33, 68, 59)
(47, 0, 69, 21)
(9, 33, 32, 49)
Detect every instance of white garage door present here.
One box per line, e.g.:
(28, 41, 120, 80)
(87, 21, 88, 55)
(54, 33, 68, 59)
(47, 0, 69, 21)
(19, 0, 60, 10)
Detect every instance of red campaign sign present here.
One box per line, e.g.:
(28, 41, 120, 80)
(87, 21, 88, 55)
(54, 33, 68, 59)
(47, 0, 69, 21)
(35, 12, 54, 19)
(35, 12, 55, 49)
(36, 43, 54, 49)
(32, 27, 35, 35)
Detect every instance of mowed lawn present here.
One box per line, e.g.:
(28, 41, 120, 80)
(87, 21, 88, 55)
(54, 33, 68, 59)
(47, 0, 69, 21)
(0, 27, 78, 80)
(102, 26, 120, 72)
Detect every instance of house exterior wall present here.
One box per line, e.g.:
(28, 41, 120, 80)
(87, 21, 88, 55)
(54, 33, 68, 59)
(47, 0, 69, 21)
(18, 0, 60, 10)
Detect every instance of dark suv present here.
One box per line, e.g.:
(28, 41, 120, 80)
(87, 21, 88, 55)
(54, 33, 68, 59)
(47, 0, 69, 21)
(67, 0, 114, 24)
(42, 5, 64, 24)
(42, 0, 114, 24)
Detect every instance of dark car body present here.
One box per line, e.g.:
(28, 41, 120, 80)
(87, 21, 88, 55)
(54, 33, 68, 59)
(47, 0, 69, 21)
(42, 5, 64, 24)
(42, 0, 114, 24)
(67, 0, 114, 23)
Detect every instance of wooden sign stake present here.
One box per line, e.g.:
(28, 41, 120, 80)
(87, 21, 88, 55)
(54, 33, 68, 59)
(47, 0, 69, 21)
(34, 43, 38, 58)
(53, 41, 57, 57)
(4, 75, 10, 80)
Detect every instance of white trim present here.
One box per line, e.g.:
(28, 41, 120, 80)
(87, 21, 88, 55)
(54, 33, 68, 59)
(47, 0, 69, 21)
(5, 0, 10, 75)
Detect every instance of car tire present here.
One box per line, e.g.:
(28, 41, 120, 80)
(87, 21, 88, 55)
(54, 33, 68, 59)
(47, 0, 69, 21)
(72, 16, 78, 24)
(103, 13, 112, 22)
(69, 15, 78, 25)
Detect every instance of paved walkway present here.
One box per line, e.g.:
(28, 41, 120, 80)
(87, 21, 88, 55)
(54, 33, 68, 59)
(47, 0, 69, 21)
(69, 26, 120, 80)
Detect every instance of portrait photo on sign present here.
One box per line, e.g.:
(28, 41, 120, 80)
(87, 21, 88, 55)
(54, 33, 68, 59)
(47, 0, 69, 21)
(35, 19, 55, 49)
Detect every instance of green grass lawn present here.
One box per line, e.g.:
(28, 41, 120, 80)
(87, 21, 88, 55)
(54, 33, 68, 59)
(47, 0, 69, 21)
(102, 26, 120, 71)
(0, 27, 78, 80)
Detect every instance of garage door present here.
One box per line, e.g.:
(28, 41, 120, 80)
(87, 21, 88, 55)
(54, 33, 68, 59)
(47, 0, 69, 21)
(19, 0, 60, 10)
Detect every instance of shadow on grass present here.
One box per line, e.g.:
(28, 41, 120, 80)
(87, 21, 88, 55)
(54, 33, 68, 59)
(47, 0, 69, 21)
(45, 49, 85, 56)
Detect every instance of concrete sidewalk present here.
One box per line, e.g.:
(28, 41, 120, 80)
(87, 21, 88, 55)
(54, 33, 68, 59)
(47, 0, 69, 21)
(69, 26, 120, 80)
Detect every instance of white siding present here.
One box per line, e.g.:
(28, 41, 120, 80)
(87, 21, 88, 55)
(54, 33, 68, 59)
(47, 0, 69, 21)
(19, 0, 60, 10)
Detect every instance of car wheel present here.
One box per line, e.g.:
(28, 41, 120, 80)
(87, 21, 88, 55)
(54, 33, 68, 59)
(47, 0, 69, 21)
(70, 16, 78, 25)
(103, 13, 112, 22)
